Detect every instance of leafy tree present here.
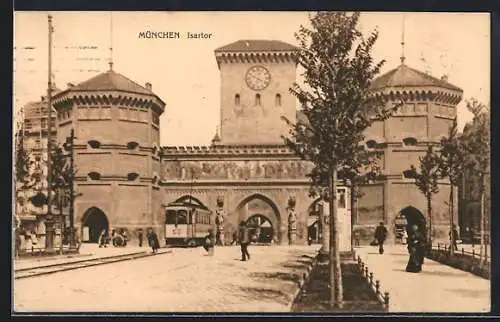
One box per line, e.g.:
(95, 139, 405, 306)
(460, 98, 490, 265)
(408, 145, 440, 245)
(438, 119, 464, 255)
(15, 135, 30, 189)
(282, 12, 397, 308)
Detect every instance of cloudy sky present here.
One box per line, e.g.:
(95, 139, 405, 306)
(13, 11, 490, 146)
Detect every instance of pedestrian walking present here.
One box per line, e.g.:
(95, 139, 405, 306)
(450, 224, 459, 251)
(147, 228, 160, 253)
(29, 230, 38, 254)
(238, 221, 250, 261)
(374, 222, 388, 254)
(138, 229, 144, 247)
(203, 229, 214, 253)
(406, 224, 426, 273)
(354, 231, 361, 247)
(99, 229, 108, 248)
(231, 231, 239, 246)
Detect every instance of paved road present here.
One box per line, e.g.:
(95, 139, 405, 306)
(14, 245, 320, 312)
(355, 245, 490, 313)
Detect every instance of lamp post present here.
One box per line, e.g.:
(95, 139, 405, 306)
(44, 13, 55, 253)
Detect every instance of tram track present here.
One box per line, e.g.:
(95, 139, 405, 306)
(14, 250, 172, 280)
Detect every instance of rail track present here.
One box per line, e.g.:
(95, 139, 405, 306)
(14, 250, 171, 280)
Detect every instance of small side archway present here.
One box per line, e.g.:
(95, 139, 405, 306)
(399, 206, 426, 236)
(81, 207, 109, 243)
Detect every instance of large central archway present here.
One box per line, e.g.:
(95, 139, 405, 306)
(236, 194, 280, 244)
(81, 207, 109, 243)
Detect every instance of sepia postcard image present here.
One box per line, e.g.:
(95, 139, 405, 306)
(12, 11, 491, 314)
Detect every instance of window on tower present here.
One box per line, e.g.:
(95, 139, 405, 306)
(402, 137, 418, 146)
(235, 94, 240, 106)
(255, 94, 261, 106)
(88, 172, 101, 180)
(275, 94, 281, 106)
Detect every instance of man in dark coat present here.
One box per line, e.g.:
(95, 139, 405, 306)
(374, 222, 388, 254)
(138, 229, 144, 247)
(449, 225, 459, 251)
(238, 221, 250, 261)
(147, 228, 160, 253)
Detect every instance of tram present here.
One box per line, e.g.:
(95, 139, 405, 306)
(163, 200, 213, 247)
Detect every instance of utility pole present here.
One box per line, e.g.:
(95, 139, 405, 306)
(44, 14, 55, 253)
(68, 128, 75, 247)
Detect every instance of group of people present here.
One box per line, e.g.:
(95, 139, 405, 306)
(203, 220, 251, 261)
(373, 222, 427, 273)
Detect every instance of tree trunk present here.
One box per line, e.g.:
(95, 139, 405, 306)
(427, 194, 432, 246)
(350, 185, 357, 253)
(479, 174, 485, 266)
(328, 164, 343, 308)
(449, 184, 454, 256)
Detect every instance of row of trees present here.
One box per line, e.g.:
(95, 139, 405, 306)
(410, 99, 490, 262)
(283, 12, 490, 308)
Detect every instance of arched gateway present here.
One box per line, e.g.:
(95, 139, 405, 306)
(236, 194, 280, 244)
(81, 207, 109, 243)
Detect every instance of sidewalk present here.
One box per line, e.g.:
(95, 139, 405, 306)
(13, 244, 162, 271)
(354, 245, 490, 313)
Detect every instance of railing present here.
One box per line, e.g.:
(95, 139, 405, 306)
(434, 243, 490, 263)
(354, 253, 390, 311)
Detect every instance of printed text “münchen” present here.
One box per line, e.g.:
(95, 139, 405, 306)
(138, 31, 213, 39)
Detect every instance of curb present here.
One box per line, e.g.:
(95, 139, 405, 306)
(286, 251, 320, 311)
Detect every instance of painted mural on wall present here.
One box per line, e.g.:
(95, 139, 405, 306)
(162, 160, 314, 181)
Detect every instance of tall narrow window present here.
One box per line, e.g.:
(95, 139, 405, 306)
(235, 94, 240, 106)
(275, 94, 281, 106)
(255, 94, 261, 106)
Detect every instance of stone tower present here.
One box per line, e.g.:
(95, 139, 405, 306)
(53, 68, 165, 243)
(214, 40, 298, 145)
(354, 62, 463, 243)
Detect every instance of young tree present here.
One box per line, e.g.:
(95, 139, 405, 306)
(408, 145, 440, 246)
(282, 12, 396, 308)
(438, 119, 464, 255)
(460, 98, 490, 265)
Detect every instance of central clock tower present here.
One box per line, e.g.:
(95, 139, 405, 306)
(214, 40, 298, 145)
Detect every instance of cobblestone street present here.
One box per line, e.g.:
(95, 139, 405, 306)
(14, 245, 320, 312)
(355, 245, 490, 313)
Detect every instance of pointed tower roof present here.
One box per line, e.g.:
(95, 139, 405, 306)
(371, 64, 463, 92)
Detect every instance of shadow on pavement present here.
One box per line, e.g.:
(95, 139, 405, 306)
(249, 271, 301, 285)
(392, 268, 466, 277)
(445, 288, 490, 298)
(236, 286, 292, 306)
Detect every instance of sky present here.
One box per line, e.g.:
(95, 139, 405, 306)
(13, 11, 490, 146)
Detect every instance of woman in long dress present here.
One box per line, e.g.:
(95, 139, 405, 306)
(406, 224, 426, 273)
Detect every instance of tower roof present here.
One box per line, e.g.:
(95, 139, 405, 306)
(370, 64, 463, 92)
(215, 40, 299, 53)
(68, 69, 153, 95)
(54, 69, 165, 107)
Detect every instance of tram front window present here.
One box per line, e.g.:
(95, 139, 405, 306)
(177, 210, 188, 225)
(165, 210, 177, 224)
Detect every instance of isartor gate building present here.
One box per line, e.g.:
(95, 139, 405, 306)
(51, 39, 463, 247)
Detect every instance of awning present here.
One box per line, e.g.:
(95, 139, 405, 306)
(19, 215, 37, 221)
(308, 216, 319, 227)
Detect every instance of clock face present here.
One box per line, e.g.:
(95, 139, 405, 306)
(245, 65, 271, 91)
